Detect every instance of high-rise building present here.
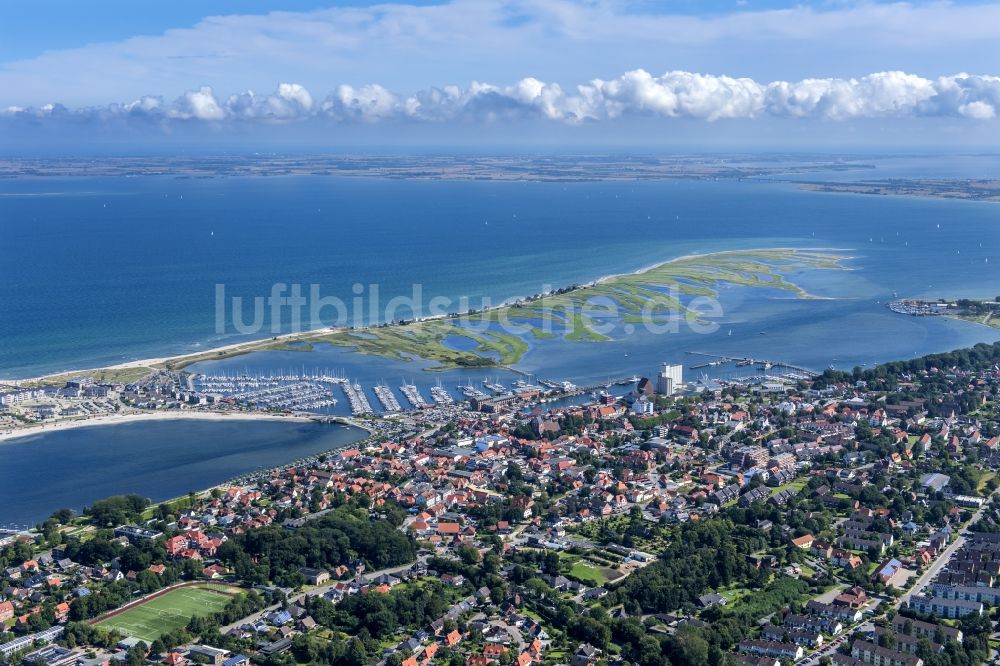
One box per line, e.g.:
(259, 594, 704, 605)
(656, 363, 683, 395)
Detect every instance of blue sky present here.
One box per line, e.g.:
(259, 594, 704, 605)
(2, 0, 925, 61)
(2, 0, 1000, 150)
(0, 1, 390, 61)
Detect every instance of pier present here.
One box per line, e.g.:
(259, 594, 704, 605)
(430, 383, 453, 405)
(400, 382, 428, 408)
(341, 382, 373, 415)
(373, 383, 402, 412)
(685, 352, 819, 378)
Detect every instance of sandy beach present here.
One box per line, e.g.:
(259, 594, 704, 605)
(11, 327, 339, 386)
(0, 410, 318, 444)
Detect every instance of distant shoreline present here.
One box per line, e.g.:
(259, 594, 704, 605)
(0, 154, 878, 183)
(798, 180, 1000, 203)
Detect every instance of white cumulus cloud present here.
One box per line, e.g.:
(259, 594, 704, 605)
(168, 86, 226, 121)
(2, 71, 1000, 130)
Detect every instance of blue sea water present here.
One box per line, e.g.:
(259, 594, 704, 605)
(0, 419, 365, 527)
(2, 156, 1000, 524)
(2, 161, 1000, 381)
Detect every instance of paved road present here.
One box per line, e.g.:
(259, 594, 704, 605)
(897, 496, 993, 609)
(799, 495, 996, 666)
(800, 622, 873, 666)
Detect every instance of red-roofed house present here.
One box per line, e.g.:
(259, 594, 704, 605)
(791, 534, 815, 549)
(483, 644, 506, 658)
(164, 653, 187, 666)
(437, 522, 461, 536)
(166, 535, 188, 557)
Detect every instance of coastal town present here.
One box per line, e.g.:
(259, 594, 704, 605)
(3, 2, 998, 666)
(3, 341, 1000, 666)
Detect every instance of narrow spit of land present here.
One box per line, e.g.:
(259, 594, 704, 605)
(10, 247, 848, 387)
(799, 178, 1000, 202)
(0, 411, 321, 444)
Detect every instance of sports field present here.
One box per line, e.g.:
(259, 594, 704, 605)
(96, 584, 241, 642)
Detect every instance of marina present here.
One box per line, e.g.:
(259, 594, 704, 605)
(194, 370, 391, 416)
(191, 370, 604, 417)
(887, 299, 947, 316)
(193, 373, 339, 411)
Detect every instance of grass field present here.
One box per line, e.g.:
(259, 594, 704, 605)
(770, 479, 807, 496)
(569, 562, 611, 585)
(97, 584, 240, 642)
(718, 586, 752, 603)
(559, 552, 616, 586)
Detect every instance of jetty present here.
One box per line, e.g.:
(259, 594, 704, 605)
(430, 382, 453, 405)
(341, 382, 373, 415)
(400, 382, 429, 408)
(685, 352, 819, 378)
(373, 383, 402, 412)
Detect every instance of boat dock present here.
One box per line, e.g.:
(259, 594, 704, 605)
(483, 378, 508, 393)
(685, 352, 819, 378)
(341, 382, 373, 415)
(373, 383, 402, 412)
(458, 382, 491, 399)
(430, 383, 453, 405)
(400, 382, 428, 408)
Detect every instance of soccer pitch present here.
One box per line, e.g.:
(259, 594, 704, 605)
(97, 584, 240, 643)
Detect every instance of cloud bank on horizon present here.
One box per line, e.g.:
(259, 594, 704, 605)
(4, 70, 999, 128)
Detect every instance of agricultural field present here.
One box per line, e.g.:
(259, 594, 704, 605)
(96, 584, 241, 642)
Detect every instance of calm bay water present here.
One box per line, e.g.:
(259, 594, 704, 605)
(0, 419, 365, 526)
